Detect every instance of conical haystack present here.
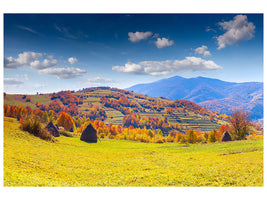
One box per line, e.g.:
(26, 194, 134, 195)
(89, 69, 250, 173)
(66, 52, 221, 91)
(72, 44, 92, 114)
(221, 131, 232, 142)
(80, 123, 97, 143)
(45, 121, 60, 137)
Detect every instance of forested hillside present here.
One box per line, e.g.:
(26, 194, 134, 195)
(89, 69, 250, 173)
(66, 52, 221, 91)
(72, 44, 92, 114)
(4, 87, 228, 134)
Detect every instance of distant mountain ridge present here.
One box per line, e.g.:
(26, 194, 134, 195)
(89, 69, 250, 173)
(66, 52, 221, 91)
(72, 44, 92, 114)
(127, 76, 263, 120)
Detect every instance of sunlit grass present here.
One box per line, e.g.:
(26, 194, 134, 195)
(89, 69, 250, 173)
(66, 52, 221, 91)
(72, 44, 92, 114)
(4, 117, 263, 186)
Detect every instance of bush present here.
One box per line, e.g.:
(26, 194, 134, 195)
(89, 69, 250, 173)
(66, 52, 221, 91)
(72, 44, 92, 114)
(97, 132, 105, 139)
(174, 133, 186, 143)
(208, 129, 217, 143)
(197, 135, 206, 143)
(247, 134, 263, 140)
(185, 129, 197, 144)
(20, 117, 55, 142)
(166, 134, 174, 142)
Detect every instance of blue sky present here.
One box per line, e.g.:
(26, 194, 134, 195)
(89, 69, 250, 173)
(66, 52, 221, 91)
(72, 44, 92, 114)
(4, 14, 263, 94)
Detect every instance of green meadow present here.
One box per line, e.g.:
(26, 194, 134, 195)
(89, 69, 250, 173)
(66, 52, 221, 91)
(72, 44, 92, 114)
(4, 117, 263, 186)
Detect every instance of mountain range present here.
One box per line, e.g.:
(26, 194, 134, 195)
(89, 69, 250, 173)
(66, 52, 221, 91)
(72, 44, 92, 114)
(127, 76, 263, 120)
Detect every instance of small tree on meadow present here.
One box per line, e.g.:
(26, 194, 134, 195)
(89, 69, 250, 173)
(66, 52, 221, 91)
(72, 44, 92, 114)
(56, 112, 76, 132)
(208, 129, 217, 143)
(185, 129, 197, 144)
(228, 109, 250, 140)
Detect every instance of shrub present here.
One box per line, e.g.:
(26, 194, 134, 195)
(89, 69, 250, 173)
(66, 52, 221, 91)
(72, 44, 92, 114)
(185, 129, 197, 144)
(174, 133, 186, 143)
(166, 134, 174, 142)
(208, 129, 217, 143)
(197, 135, 206, 143)
(58, 126, 73, 137)
(247, 134, 263, 140)
(20, 117, 55, 142)
(97, 132, 105, 139)
(203, 132, 209, 140)
(154, 134, 164, 143)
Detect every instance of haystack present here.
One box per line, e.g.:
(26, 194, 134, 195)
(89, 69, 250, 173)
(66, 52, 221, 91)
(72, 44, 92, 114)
(80, 123, 97, 143)
(45, 121, 60, 137)
(221, 131, 232, 142)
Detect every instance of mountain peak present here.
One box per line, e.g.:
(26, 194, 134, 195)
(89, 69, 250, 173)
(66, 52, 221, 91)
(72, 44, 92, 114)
(127, 75, 263, 120)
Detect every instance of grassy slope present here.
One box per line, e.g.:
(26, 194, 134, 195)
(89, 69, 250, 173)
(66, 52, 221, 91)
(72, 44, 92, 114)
(4, 117, 263, 186)
(4, 94, 52, 109)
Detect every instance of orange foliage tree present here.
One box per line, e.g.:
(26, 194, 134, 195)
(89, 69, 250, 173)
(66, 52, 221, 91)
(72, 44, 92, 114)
(56, 112, 76, 131)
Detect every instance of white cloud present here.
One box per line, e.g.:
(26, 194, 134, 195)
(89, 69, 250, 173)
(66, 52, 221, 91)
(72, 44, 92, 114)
(4, 78, 23, 85)
(155, 37, 174, 48)
(194, 45, 211, 57)
(128, 31, 153, 42)
(39, 67, 86, 79)
(112, 57, 222, 76)
(30, 58, 59, 69)
(217, 15, 255, 49)
(17, 25, 39, 34)
(4, 52, 42, 68)
(112, 62, 144, 74)
(4, 51, 59, 70)
(68, 57, 78, 64)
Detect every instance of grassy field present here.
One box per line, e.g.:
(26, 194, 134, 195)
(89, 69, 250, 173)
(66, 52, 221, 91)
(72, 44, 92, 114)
(4, 117, 263, 186)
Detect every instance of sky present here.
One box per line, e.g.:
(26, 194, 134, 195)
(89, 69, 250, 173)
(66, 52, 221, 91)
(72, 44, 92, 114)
(4, 14, 263, 94)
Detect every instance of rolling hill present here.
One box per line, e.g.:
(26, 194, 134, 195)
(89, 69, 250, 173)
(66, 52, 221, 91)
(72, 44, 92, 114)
(127, 76, 263, 120)
(4, 87, 228, 133)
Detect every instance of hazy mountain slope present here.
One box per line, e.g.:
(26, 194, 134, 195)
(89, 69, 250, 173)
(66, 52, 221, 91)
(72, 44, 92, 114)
(127, 76, 263, 120)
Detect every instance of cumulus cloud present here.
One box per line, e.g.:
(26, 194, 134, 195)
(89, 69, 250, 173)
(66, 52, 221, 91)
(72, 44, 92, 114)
(128, 31, 153, 42)
(112, 57, 222, 76)
(217, 15, 255, 49)
(194, 45, 211, 57)
(155, 37, 174, 48)
(68, 57, 78, 64)
(4, 52, 42, 69)
(39, 67, 86, 79)
(30, 58, 59, 70)
(112, 62, 144, 74)
(4, 78, 24, 85)
(4, 51, 59, 70)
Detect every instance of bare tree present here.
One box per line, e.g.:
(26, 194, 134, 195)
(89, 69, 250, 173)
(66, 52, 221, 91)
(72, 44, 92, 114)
(228, 109, 250, 140)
